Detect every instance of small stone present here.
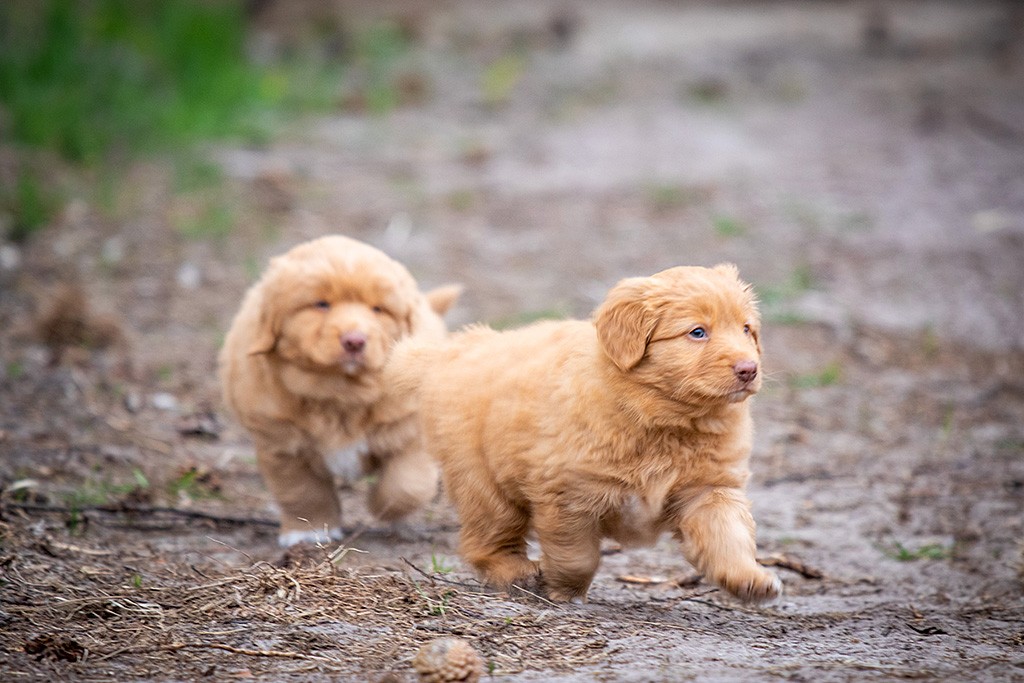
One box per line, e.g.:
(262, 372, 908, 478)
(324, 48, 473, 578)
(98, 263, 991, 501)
(150, 392, 179, 412)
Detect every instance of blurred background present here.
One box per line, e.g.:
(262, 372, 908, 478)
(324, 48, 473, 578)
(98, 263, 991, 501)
(0, 0, 1023, 673)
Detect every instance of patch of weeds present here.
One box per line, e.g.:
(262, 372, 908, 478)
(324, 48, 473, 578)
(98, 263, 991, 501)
(712, 214, 746, 238)
(5, 361, 25, 380)
(412, 581, 455, 617)
(131, 573, 143, 589)
(756, 264, 817, 319)
(482, 53, 526, 107)
(156, 365, 175, 382)
(0, 0, 341, 165)
(446, 189, 477, 211)
(880, 541, 952, 562)
(429, 554, 455, 575)
(685, 77, 729, 104)
(174, 158, 224, 194)
(175, 202, 234, 241)
(243, 254, 263, 282)
(490, 306, 568, 331)
(840, 210, 874, 232)
(644, 183, 709, 212)
(1, 168, 61, 242)
(345, 21, 411, 115)
(790, 361, 842, 389)
(782, 199, 824, 233)
(167, 466, 221, 500)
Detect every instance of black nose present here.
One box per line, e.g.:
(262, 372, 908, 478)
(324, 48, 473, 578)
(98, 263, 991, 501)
(734, 360, 758, 383)
(341, 332, 367, 353)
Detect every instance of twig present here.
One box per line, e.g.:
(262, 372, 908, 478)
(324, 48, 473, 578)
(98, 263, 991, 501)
(758, 553, 824, 579)
(400, 557, 486, 590)
(4, 502, 278, 527)
(94, 641, 344, 665)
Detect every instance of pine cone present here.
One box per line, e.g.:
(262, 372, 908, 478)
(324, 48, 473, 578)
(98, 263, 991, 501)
(412, 637, 485, 683)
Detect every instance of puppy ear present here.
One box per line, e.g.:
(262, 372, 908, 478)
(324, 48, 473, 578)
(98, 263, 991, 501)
(246, 289, 279, 355)
(247, 312, 278, 355)
(712, 262, 740, 280)
(593, 277, 658, 371)
(425, 284, 463, 316)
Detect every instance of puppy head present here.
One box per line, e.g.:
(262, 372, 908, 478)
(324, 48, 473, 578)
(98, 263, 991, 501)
(249, 236, 457, 378)
(594, 263, 762, 404)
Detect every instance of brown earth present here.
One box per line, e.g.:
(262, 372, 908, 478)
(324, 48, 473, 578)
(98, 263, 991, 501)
(1, 1, 1023, 680)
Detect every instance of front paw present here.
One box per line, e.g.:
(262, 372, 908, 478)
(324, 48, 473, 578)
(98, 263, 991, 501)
(718, 568, 782, 603)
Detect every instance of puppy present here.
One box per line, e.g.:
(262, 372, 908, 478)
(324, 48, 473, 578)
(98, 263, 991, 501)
(219, 235, 460, 546)
(381, 264, 780, 603)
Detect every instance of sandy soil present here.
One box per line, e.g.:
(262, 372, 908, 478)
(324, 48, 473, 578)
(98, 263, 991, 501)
(2, 1, 1023, 680)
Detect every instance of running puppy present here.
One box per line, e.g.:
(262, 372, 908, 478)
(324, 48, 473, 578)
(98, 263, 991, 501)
(383, 264, 780, 603)
(219, 235, 460, 546)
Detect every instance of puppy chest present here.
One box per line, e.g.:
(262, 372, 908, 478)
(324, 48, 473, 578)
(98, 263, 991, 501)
(604, 492, 672, 546)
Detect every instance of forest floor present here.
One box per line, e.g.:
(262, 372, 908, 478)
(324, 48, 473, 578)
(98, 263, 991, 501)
(1, 1, 1023, 680)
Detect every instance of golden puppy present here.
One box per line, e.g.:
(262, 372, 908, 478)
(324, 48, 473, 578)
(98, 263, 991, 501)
(381, 264, 780, 603)
(219, 235, 460, 546)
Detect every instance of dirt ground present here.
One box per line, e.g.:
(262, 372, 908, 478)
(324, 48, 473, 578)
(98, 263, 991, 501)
(2, 1, 1024, 680)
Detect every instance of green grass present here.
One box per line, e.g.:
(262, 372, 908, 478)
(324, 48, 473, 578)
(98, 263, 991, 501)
(0, 0, 345, 241)
(429, 553, 455, 575)
(0, 0, 340, 165)
(482, 53, 526, 106)
(790, 361, 843, 389)
(712, 214, 746, 238)
(1, 167, 61, 242)
(880, 541, 952, 562)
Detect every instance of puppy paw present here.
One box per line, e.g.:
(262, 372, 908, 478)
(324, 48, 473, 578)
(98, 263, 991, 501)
(278, 527, 342, 548)
(718, 568, 782, 603)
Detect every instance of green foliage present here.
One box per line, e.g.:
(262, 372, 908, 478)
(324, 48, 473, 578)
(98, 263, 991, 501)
(2, 167, 60, 242)
(175, 202, 234, 241)
(482, 53, 526, 106)
(429, 554, 455, 575)
(712, 214, 746, 238)
(880, 541, 951, 562)
(351, 21, 409, 115)
(791, 361, 842, 388)
(0, 0, 340, 165)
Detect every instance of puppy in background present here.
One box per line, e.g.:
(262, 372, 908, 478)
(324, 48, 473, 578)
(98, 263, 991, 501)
(219, 235, 460, 546)
(382, 264, 780, 603)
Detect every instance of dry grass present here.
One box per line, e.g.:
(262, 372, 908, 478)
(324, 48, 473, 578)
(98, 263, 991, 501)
(0, 512, 613, 680)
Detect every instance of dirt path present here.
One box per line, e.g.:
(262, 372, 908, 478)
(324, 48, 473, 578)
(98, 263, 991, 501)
(2, 1, 1023, 680)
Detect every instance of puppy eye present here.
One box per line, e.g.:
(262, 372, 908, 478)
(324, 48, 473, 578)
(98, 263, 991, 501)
(313, 300, 330, 310)
(371, 305, 384, 314)
(688, 327, 708, 340)
(743, 324, 752, 335)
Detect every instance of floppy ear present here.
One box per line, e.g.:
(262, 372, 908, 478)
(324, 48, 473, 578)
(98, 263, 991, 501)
(425, 284, 463, 316)
(247, 290, 280, 355)
(247, 311, 278, 355)
(593, 277, 658, 371)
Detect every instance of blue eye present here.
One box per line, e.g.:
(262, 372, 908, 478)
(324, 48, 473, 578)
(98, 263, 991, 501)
(688, 327, 707, 340)
(313, 300, 330, 310)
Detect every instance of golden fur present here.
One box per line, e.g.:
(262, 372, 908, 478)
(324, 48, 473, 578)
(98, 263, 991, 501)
(380, 264, 780, 603)
(219, 235, 460, 546)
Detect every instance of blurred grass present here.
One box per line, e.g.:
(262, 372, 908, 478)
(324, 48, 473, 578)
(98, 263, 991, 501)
(0, 0, 342, 240)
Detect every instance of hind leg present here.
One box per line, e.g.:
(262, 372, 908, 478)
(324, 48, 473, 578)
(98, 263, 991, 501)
(447, 471, 538, 591)
(533, 503, 601, 603)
